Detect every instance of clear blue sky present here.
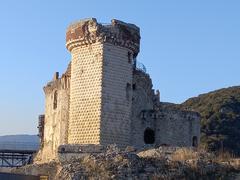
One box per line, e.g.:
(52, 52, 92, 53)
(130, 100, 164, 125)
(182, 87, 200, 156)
(0, 0, 239, 135)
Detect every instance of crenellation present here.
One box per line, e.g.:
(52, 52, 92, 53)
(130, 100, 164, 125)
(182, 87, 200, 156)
(66, 18, 140, 56)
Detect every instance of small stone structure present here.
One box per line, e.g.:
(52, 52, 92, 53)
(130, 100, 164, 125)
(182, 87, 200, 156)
(35, 18, 200, 163)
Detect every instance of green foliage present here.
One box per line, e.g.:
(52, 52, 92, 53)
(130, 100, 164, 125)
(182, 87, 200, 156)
(181, 86, 240, 155)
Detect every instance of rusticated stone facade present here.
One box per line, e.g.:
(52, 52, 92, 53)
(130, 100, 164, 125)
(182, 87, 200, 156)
(67, 18, 139, 147)
(35, 18, 200, 163)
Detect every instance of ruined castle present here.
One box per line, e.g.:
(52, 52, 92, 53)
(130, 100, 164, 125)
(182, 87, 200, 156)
(36, 18, 200, 163)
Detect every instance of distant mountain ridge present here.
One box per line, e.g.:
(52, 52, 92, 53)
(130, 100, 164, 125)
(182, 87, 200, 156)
(0, 134, 39, 150)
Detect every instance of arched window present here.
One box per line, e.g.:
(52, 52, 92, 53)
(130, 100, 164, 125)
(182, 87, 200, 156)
(144, 128, 155, 144)
(192, 136, 198, 147)
(53, 90, 58, 109)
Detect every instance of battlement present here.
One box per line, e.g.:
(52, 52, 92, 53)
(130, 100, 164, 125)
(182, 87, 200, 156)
(66, 18, 140, 57)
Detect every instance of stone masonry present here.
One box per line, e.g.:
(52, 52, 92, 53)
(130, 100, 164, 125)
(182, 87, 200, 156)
(35, 18, 200, 163)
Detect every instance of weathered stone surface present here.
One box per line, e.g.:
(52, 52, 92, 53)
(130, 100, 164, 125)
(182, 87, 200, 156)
(35, 18, 200, 164)
(131, 70, 200, 148)
(66, 18, 140, 56)
(35, 63, 71, 163)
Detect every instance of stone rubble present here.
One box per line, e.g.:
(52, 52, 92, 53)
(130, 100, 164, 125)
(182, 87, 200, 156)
(5, 146, 240, 180)
(58, 146, 240, 179)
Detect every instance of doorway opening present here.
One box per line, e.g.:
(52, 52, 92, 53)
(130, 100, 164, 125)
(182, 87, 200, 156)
(192, 136, 198, 147)
(144, 128, 155, 144)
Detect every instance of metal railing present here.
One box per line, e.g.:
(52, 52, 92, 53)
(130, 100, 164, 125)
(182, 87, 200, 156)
(0, 149, 36, 167)
(134, 61, 147, 73)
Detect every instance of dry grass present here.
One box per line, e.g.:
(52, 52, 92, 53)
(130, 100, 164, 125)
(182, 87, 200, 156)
(230, 158, 240, 169)
(214, 151, 235, 163)
(171, 147, 236, 162)
(171, 148, 198, 161)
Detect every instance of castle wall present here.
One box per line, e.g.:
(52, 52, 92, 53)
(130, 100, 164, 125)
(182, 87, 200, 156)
(100, 43, 133, 147)
(68, 43, 103, 144)
(131, 70, 155, 148)
(156, 109, 200, 147)
(35, 75, 70, 163)
(131, 107, 200, 149)
(131, 70, 200, 148)
(35, 18, 201, 164)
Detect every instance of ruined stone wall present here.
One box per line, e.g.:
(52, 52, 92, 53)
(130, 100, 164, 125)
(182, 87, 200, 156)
(131, 107, 200, 149)
(156, 106, 201, 147)
(131, 70, 200, 148)
(131, 70, 156, 148)
(35, 71, 70, 163)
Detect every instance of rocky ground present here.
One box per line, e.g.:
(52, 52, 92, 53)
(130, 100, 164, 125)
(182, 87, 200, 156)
(2, 146, 240, 180)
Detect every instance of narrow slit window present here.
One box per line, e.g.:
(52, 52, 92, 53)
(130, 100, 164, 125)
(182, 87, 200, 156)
(126, 83, 131, 100)
(192, 136, 198, 147)
(53, 90, 58, 109)
(132, 84, 136, 90)
(128, 52, 132, 64)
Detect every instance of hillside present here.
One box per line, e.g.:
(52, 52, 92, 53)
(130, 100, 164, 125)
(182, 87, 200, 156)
(180, 86, 240, 155)
(0, 135, 39, 150)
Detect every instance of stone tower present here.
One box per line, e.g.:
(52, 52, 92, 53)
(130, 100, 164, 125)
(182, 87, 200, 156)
(66, 18, 140, 147)
(35, 18, 200, 163)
